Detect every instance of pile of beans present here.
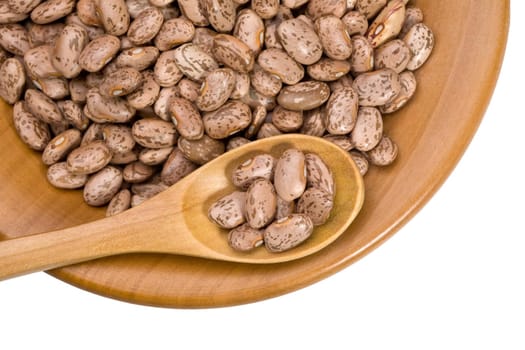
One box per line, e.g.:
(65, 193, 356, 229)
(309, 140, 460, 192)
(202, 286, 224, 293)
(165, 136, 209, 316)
(209, 148, 334, 253)
(0, 0, 434, 217)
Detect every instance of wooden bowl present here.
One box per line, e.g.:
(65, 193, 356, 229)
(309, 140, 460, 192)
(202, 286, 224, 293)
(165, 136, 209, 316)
(0, 0, 509, 308)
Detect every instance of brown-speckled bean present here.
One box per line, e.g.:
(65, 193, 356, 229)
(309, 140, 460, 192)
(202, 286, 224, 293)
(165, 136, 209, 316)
(196, 68, 236, 112)
(251, 0, 279, 20)
(12, 101, 51, 151)
(228, 224, 264, 252)
(244, 105, 266, 138)
(380, 70, 416, 114)
(154, 17, 195, 51)
(307, 58, 351, 82)
(232, 153, 276, 190)
(160, 147, 198, 186)
(352, 68, 401, 106)
(127, 7, 164, 46)
(68, 77, 89, 103)
(77, 0, 100, 27)
(178, 78, 201, 102)
(297, 187, 334, 226)
(275, 196, 295, 220)
(315, 15, 352, 60)
(366, 135, 398, 166)
(256, 122, 282, 139)
(277, 18, 322, 65)
(25, 88, 63, 124)
(28, 22, 65, 46)
(203, 100, 252, 139)
(7, 0, 42, 15)
(139, 146, 173, 166)
(126, 70, 160, 109)
(272, 106, 303, 132)
(250, 64, 282, 97)
(31, 0, 75, 24)
(106, 189, 131, 216)
(122, 161, 155, 183)
(300, 108, 325, 137)
(233, 9, 265, 54)
(47, 161, 88, 189)
(132, 118, 178, 148)
(173, 43, 219, 82)
(83, 165, 123, 206)
(205, 0, 236, 33)
(305, 152, 335, 196)
(24, 45, 61, 79)
(208, 191, 247, 229)
(102, 124, 135, 155)
(350, 150, 369, 176)
(399, 6, 423, 38)
(306, 0, 346, 19)
(213, 34, 255, 73)
(240, 87, 276, 111)
(350, 35, 374, 73)
(356, 0, 386, 19)
(177, 0, 209, 27)
(277, 81, 330, 111)
(42, 128, 82, 165)
(178, 134, 225, 164)
(154, 86, 180, 121)
(342, 11, 368, 36)
(257, 48, 304, 85)
(349, 106, 383, 151)
(274, 148, 307, 202)
(0, 24, 31, 56)
(32, 76, 70, 100)
(169, 96, 204, 140)
(246, 178, 277, 229)
(374, 39, 411, 73)
(86, 88, 136, 123)
(324, 86, 358, 135)
(99, 68, 143, 97)
(264, 214, 314, 253)
(115, 46, 160, 70)
(58, 100, 89, 130)
(66, 140, 112, 175)
(263, 5, 292, 50)
(403, 22, 434, 71)
(323, 134, 353, 151)
(366, 0, 405, 48)
(0, 58, 25, 104)
(79, 34, 121, 72)
(95, 0, 130, 36)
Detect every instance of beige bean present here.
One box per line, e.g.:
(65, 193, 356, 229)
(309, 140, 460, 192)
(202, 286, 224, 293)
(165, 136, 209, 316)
(160, 147, 198, 186)
(58, 100, 89, 130)
(115, 46, 160, 70)
(80, 121, 104, 145)
(232, 153, 276, 190)
(330, 74, 355, 93)
(154, 86, 180, 121)
(66, 140, 113, 175)
(208, 191, 247, 229)
(203, 100, 252, 139)
(257, 48, 304, 85)
(244, 105, 266, 138)
(126, 70, 160, 109)
(350, 150, 369, 176)
(196, 68, 236, 112)
(79, 34, 121, 72)
(86, 88, 136, 123)
(12, 101, 51, 151)
(250, 64, 282, 98)
(132, 118, 178, 148)
(139, 146, 173, 166)
(350, 35, 374, 73)
(127, 7, 164, 46)
(349, 106, 383, 151)
(99, 68, 143, 97)
(42, 129, 82, 165)
(131, 173, 168, 196)
(77, 0, 101, 27)
(323, 134, 354, 151)
(205, 0, 236, 33)
(178, 78, 201, 102)
(31, 0, 75, 24)
(341, 11, 368, 36)
(305, 153, 335, 196)
(110, 147, 139, 165)
(228, 224, 264, 252)
(169, 96, 204, 140)
(6, 0, 42, 14)
(233, 9, 265, 54)
(374, 39, 411, 73)
(356, 0, 387, 19)
(177, 134, 224, 164)
(324, 86, 358, 135)
(315, 15, 352, 60)
(297, 187, 334, 226)
(240, 87, 276, 111)
(102, 124, 135, 155)
(229, 71, 250, 100)
(251, 0, 279, 19)
(277, 18, 323, 65)
(0, 3, 28, 23)
(256, 122, 282, 139)
(122, 161, 155, 183)
(272, 106, 303, 132)
(277, 81, 330, 111)
(47, 161, 88, 189)
(25, 89, 63, 124)
(27, 22, 64, 46)
(366, 0, 405, 48)
(307, 0, 346, 19)
(307, 58, 351, 82)
(213, 34, 255, 73)
(403, 23, 434, 71)
(366, 135, 398, 166)
(65, 12, 105, 40)
(192, 27, 217, 55)
(226, 136, 251, 150)
(24, 45, 61, 79)
(83, 166, 123, 206)
(300, 108, 325, 137)
(177, 0, 209, 27)
(246, 178, 277, 229)
(172, 43, 218, 83)
(94, 0, 129, 36)
(0, 58, 25, 104)
(0, 24, 31, 56)
(352, 68, 401, 106)
(380, 70, 417, 114)
(32, 76, 70, 100)
(106, 189, 131, 216)
(275, 196, 295, 220)
(154, 17, 195, 51)
(264, 214, 314, 253)
(399, 6, 424, 38)
(274, 148, 307, 202)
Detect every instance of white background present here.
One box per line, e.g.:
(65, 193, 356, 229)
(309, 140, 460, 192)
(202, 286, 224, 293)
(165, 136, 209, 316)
(1, 3, 523, 350)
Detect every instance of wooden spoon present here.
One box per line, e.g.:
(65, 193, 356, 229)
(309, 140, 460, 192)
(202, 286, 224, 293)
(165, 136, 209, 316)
(0, 134, 364, 281)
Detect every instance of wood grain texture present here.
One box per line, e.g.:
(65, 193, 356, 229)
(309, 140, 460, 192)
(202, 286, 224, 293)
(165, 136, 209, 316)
(0, 0, 509, 308)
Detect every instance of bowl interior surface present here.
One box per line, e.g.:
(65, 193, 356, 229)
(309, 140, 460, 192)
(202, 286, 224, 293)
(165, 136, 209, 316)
(0, 0, 509, 307)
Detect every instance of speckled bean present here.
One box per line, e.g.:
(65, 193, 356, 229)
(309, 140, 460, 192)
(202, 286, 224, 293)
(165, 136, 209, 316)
(177, 0, 209, 27)
(12, 101, 51, 151)
(352, 68, 401, 106)
(366, 0, 405, 48)
(83, 165, 123, 206)
(42, 128, 82, 165)
(25, 88, 63, 124)
(203, 100, 252, 139)
(169, 96, 204, 140)
(264, 214, 314, 253)
(305, 153, 335, 196)
(178, 78, 201, 102)
(274, 148, 306, 202)
(205, 0, 236, 33)
(366, 135, 398, 166)
(380, 70, 416, 114)
(102, 124, 135, 155)
(250, 64, 282, 97)
(244, 105, 266, 138)
(0, 58, 25, 104)
(307, 58, 351, 82)
(58, 100, 89, 130)
(127, 7, 164, 46)
(47, 161, 88, 189)
(32, 76, 70, 100)
(356, 0, 386, 19)
(233, 9, 265, 54)
(350, 150, 369, 176)
(300, 108, 325, 137)
(306, 0, 346, 19)
(342, 11, 368, 36)
(323, 134, 353, 151)
(126, 70, 160, 109)
(31, 0, 75, 25)
(160, 147, 198, 185)
(99, 68, 143, 97)
(256, 122, 282, 139)
(315, 15, 352, 60)
(122, 161, 155, 183)
(297, 187, 334, 226)
(257, 48, 304, 85)
(132, 118, 178, 148)
(213, 34, 255, 73)
(154, 17, 195, 51)
(277, 81, 330, 111)
(0, 24, 31, 56)
(115, 46, 160, 71)
(226, 136, 250, 150)
(66, 140, 112, 175)
(349, 106, 383, 151)
(403, 23, 434, 71)
(177, 134, 225, 164)
(24, 45, 61, 79)
(228, 224, 264, 252)
(272, 106, 303, 132)
(277, 18, 323, 65)
(94, 0, 130, 36)
(139, 146, 173, 166)
(251, 0, 279, 20)
(106, 189, 131, 216)
(208, 191, 247, 229)
(79, 34, 121, 72)
(27, 22, 64, 46)
(86, 88, 136, 123)
(374, 39, 411, 73)
(232, 153, 276, 190)
(196, 68, 236, 112)
(76, 0, 100, 27)
(172, 43, 219, 83)
(246, 178, 277, 229)
(154, 86, 180, 121)
(399, 6, 423, 38)
(324, 86, 358, 135)
(350, 35, 374, 73)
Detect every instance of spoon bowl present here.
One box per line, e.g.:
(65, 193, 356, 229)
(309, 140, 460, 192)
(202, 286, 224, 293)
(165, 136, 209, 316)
(0, 134, 364, 280)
